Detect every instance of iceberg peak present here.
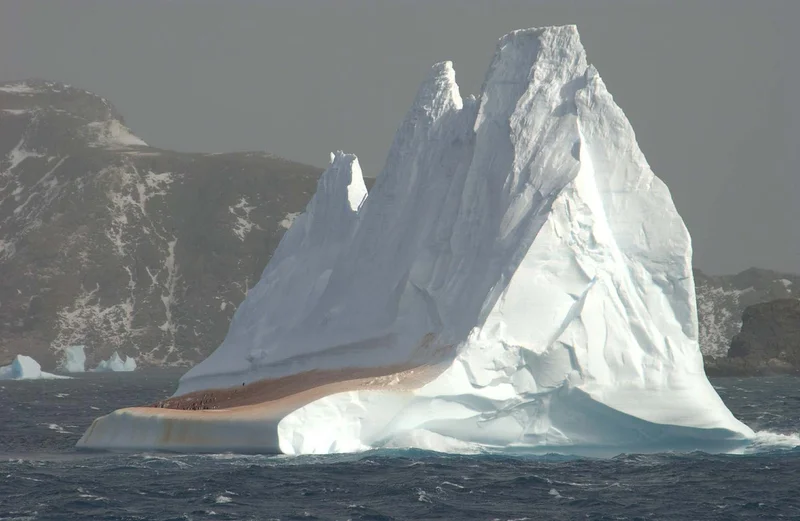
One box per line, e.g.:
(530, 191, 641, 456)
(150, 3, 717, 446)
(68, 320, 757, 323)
(283, 149, 366, 252)
(417, 60, 462, 113)
(322, 151, 368, 214)
(78, 25, 754, 456)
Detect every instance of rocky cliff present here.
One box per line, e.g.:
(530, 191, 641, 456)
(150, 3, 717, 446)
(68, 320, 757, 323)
(705, 299, 800, 376)
(695, 268, 798, 358)
(0, 80, 321, 369)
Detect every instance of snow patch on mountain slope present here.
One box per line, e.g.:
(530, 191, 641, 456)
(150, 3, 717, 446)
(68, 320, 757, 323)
(12, 157, 68, 227)
(85, 120, 147, 148)
(50, 162, 184, 365)
(697, 286, 747, 358)
(1, 137, 69, 254)
(158, 239, 180, 356)
(0, 83, 44, 94)
(104, 164, 178, 255)
(4, 138, 44, 173)
(142, 172, 174, 205)
(229, 197, 257, 241)
(52, 282, 139, 357)
(279, 212, 300, 230)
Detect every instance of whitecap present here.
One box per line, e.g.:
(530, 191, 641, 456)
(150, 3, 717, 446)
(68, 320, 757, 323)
(737, 431, 800, 453)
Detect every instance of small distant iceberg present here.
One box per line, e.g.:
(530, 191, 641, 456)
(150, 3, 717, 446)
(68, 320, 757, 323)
(59, 345, 87, 373)
(92, 352, 137, 372)
(0, 355, 70, 380)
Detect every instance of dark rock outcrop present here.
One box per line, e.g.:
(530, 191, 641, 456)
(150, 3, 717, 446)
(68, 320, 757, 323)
(0, 80, 322, 369)
(695, 268, 799, 358)
(705, 298, 800, 376)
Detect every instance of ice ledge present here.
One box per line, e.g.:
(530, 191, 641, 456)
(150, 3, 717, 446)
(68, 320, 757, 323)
(76, 383, 751, 456)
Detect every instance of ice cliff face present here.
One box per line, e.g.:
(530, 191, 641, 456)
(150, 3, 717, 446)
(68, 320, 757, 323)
(174, 26, 751, 454)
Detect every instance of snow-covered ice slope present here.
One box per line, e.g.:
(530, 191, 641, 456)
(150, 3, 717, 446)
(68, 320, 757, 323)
(180, 151, 369, 390)
(79, 26, 753, 455)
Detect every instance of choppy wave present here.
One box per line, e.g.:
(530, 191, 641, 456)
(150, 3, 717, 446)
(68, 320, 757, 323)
(1, 372, 799, 520)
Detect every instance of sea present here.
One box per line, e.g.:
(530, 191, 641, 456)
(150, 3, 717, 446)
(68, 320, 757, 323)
(0, 371, 798, 521)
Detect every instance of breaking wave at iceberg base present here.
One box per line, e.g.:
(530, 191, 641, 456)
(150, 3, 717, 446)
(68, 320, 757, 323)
(738, 430, 800, 453)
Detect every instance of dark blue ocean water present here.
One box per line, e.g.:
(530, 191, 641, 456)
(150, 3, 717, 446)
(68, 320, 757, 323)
(1, 372, 798, 521)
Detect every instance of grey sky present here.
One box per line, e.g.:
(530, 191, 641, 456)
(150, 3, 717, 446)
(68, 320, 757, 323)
(1, 0, 797, 275)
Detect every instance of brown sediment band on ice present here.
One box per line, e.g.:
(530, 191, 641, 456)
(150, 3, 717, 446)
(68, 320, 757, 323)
(78, 361, 446, 453)
(148, 361, 445, 411)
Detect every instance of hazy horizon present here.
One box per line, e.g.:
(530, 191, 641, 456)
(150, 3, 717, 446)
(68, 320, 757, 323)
(1, 0, 798, 275)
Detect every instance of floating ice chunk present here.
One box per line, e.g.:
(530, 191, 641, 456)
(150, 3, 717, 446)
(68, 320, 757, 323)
(92, 352, 137, 372)
(0, 355, 70, 380)
(60, 345, 87, 373)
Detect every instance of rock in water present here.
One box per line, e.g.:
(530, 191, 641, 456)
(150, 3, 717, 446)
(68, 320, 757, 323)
(78, 26, 753, 455)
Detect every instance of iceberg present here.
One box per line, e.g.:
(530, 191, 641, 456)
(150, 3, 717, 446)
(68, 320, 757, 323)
(59, 345, 87, 373)
(0, 355, 70, 380)
(92, 352, 137, 372)
(78, 26, 753, 455)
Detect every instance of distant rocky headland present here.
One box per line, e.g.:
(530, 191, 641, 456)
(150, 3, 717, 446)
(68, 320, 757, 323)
(0, 79, 321, 369)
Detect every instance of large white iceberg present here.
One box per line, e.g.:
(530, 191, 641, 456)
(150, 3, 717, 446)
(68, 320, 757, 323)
(0, 355, 70, 380)
(92, 352, 137, 372)
(59, 345, 87, 373)
(78, 26, 753, 455)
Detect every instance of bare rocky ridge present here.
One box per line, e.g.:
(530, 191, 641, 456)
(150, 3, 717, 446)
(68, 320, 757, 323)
(0, 79, 322, 369)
